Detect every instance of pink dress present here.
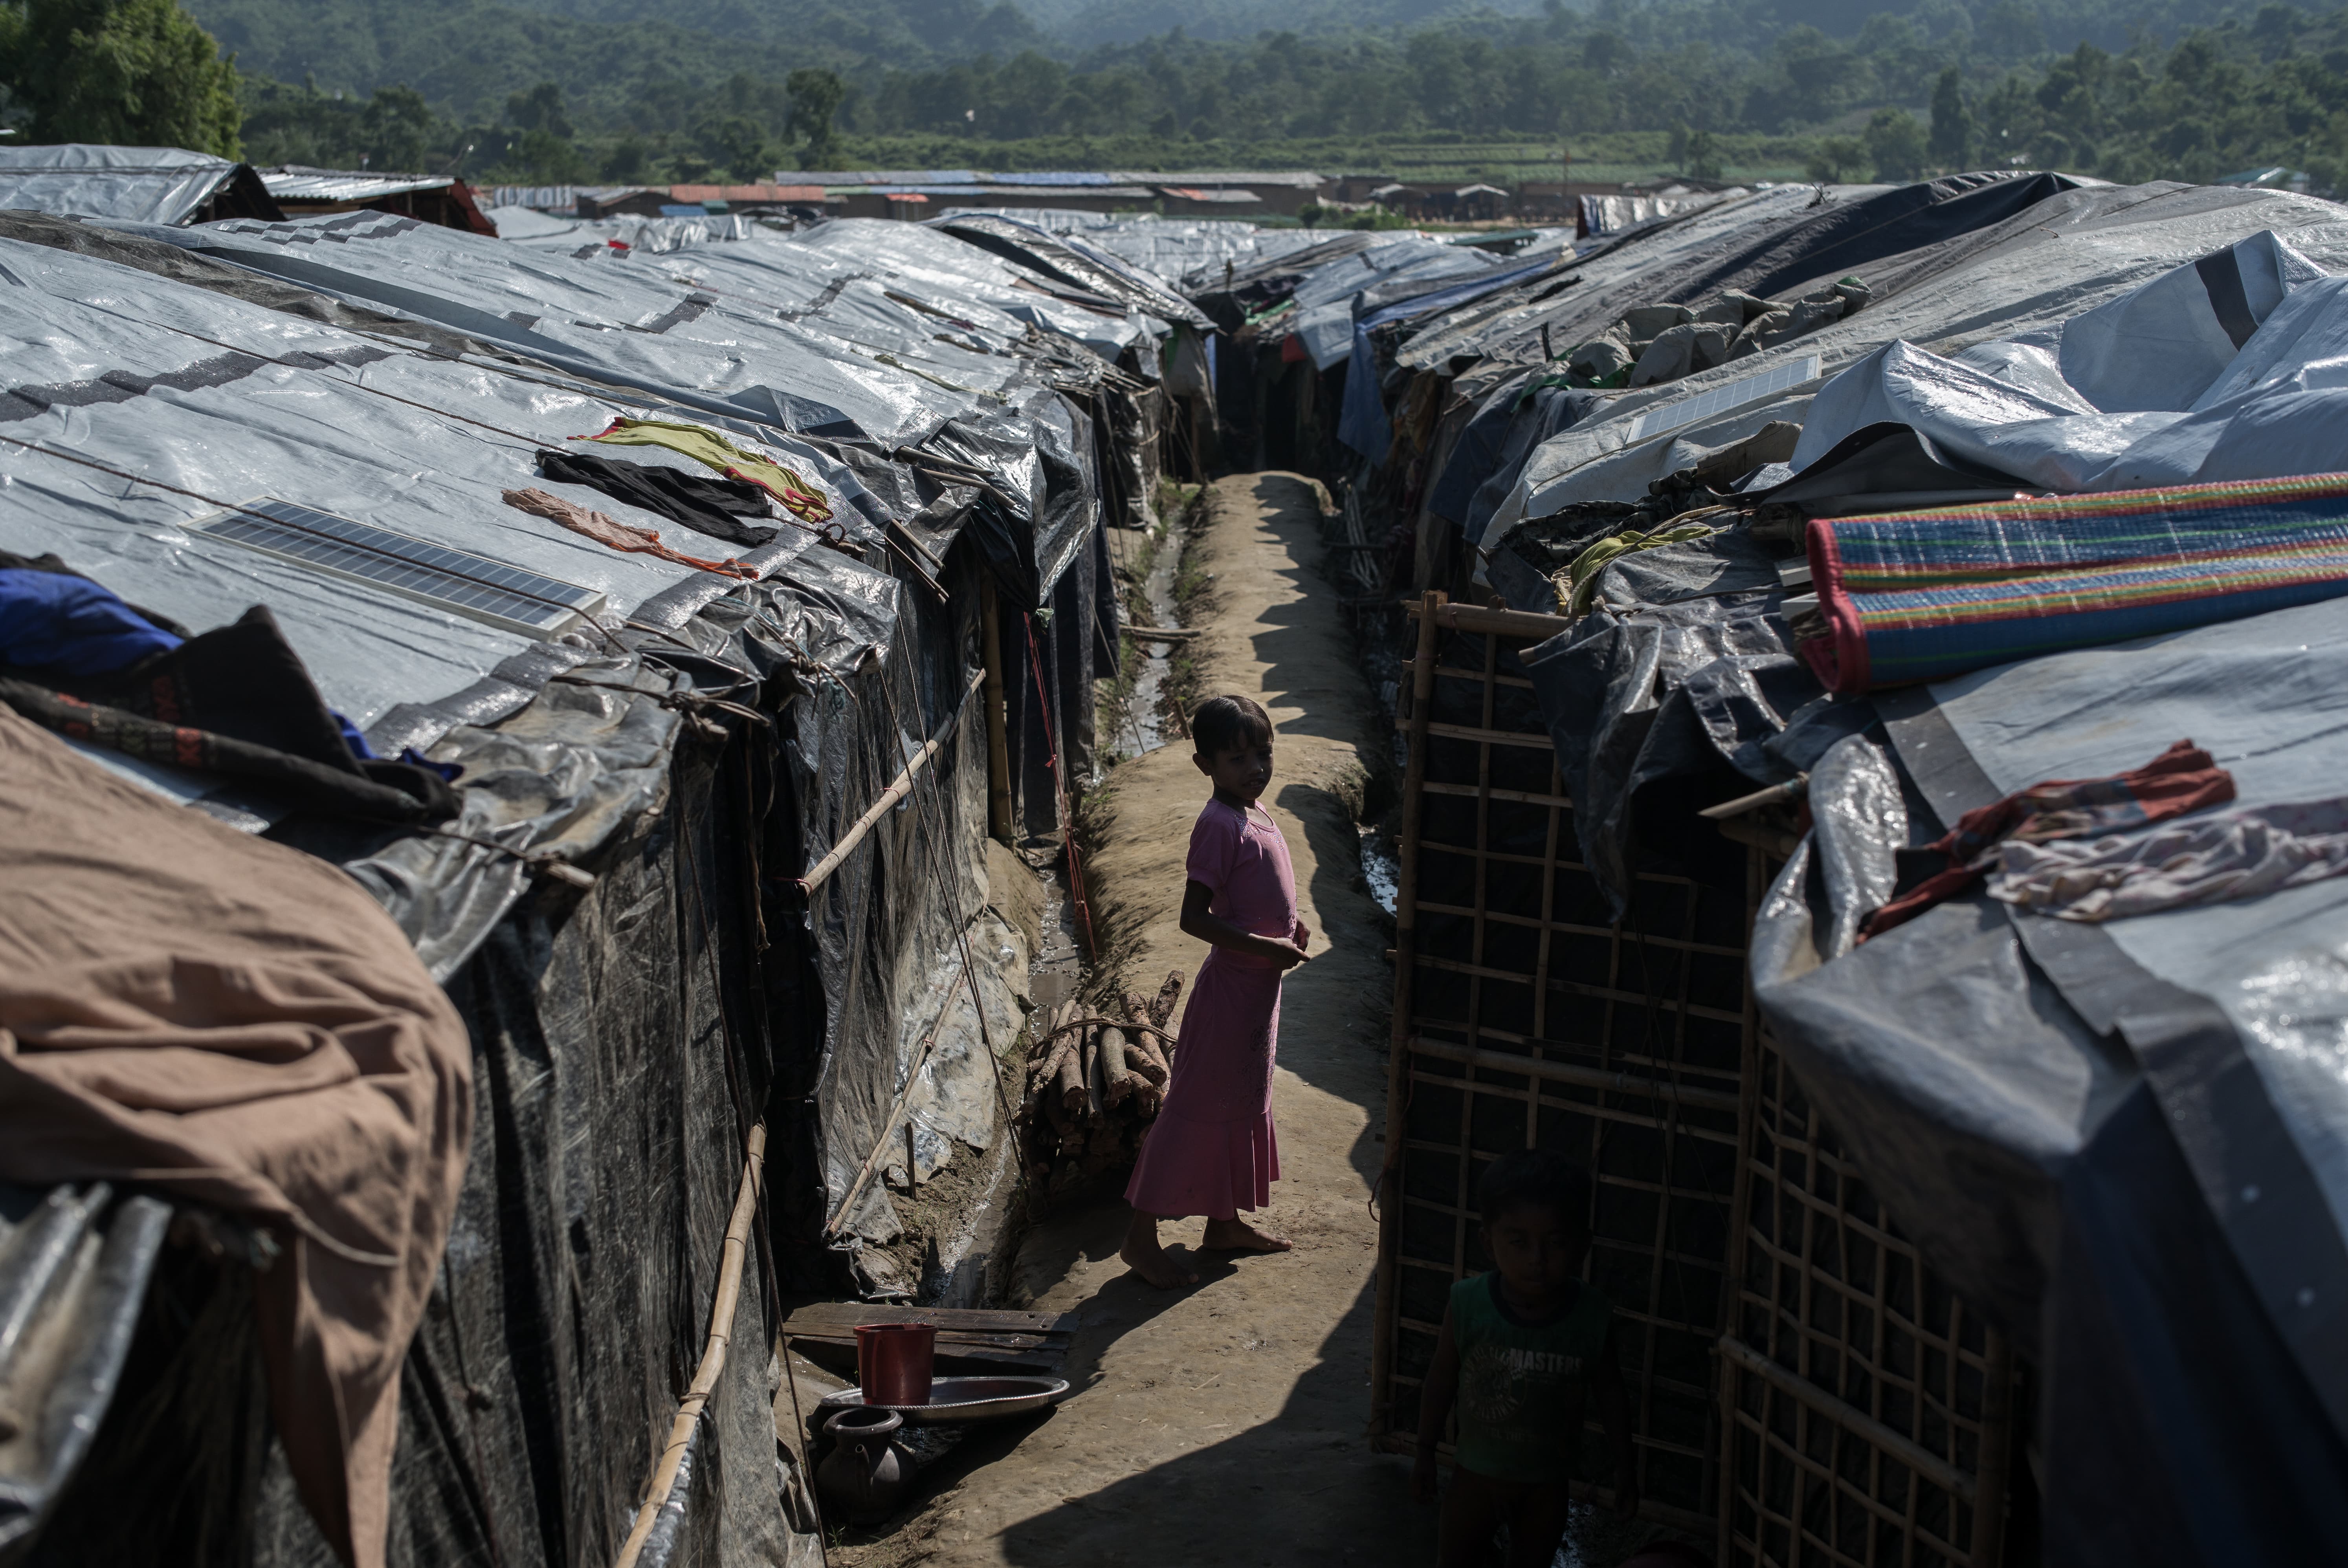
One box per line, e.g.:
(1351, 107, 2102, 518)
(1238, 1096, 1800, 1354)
(1124, 797, 1299, 1220)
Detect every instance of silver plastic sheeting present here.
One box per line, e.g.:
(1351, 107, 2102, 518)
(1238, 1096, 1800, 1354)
(1289, 235, 1502, 367)
(930, 210, 1213, 328)
(1393, 185, 1821, 372)
(150, 212, 974, 446)
(1490, 182, 2348, 546)
(1787, 230, 2345, 487)
(1919, 595, 2348, 1242)
(1029, 215, 1331, 289)
(0, 143, 246, 226)
(792, 218, 1151, 356)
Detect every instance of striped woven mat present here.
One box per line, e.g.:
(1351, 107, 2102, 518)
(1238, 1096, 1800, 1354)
(1801, 472, 2348, 692)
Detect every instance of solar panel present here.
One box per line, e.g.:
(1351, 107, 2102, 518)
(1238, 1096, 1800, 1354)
(191, 497, 607, 639)
(1625, 352, 1823, 445)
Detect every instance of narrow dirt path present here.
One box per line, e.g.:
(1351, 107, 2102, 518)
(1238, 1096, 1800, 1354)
(847, 473, 1428, 1566)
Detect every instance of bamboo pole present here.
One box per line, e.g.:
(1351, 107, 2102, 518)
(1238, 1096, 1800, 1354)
(1719, 844, 1771, 1566)
(1425, 601, 1571, 643)
(798, 667, 983, 894)
(1368, 589, 1444, 1443)
(1971, 1328, 2016, 1568)
(980, 575, 1015, 844)
(615, 1122, 766, 1568)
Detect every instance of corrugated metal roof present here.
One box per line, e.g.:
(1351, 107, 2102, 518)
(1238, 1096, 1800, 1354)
(837, 184, 1156, 200)
(1159, 187, 1262, 203)
(669, 183, 826, 203)
(260, 167, 455, 202)
(781, 170, 983, 185)
(483, 185, 582, 209)
(1115, 169, 1325, 188)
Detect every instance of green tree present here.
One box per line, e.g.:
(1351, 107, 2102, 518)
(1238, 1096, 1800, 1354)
(6, 0, 240, 156)
(1928, 66, 1975, 170)
(1866, 107, 1928, 181)
(1807, 135, 1867, 183)
(1686, 128, 1721, 179)
(505, 81, 572, 139)
(695, 113, 772, 180)
(785, 68, 845, 167)
(357, 85, 445, 172)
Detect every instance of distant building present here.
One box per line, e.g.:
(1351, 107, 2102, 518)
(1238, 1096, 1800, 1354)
(260, 167, 496, 234)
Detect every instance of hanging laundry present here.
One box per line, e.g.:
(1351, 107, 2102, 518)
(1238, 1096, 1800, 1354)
(1861, 738, 2235, 939)
(535, 449, 778, 550)
(1987, 798, 2348, 922)
(502, 487, 758, 579)
(574, 417, 832, 525)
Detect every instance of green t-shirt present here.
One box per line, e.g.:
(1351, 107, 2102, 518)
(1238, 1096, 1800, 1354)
(1449, 1271, 1613, 1484)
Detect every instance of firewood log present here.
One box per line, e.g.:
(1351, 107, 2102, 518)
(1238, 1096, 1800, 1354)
(1053, 1042, 1086, 1118)
(1076, 1025, 1103, 1119)
(1119, 1040, 1167, 1087)
(1149, 969, 1185, 1030)
(1120, 995, 1172, 1081)
(1098, 1024, 1139, 1106)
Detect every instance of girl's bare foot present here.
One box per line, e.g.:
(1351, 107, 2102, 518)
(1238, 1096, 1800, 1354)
(1201, 1217, 1293, 1253)
(1121, 1213, 1199, 1289)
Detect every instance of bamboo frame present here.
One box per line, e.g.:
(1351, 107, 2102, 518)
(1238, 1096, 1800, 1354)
(1369, 600, 1742, 1522)
(797, 667, 984, 894)
(1372, 601, 2018, 1561)
(1714, 1033, 2014, 1568)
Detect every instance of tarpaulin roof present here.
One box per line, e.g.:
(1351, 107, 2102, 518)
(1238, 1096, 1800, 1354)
(1494, 180, 2348, 542)
(0, 143, 278, 225)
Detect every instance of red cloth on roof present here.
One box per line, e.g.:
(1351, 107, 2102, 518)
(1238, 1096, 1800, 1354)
(1861, 738, 2236, 940)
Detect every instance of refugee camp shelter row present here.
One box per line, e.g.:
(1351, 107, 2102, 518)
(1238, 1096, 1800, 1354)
(0, 183, 1174, 1567)
(0, 143, 499, 234)
(973, 172, 2348, 1563)
(1346, 178, 2348, 1564)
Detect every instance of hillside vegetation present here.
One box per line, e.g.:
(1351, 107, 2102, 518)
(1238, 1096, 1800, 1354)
(6, 0, 2348, 198)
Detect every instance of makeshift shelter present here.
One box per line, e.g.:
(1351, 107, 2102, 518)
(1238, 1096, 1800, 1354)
(0, 144, 282, 224)
(0, 161, 1157, 1566)
(1314, 169, 2348, 1566)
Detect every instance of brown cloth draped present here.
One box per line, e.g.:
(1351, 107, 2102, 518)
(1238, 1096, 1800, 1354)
(0, 703, 472, 1568)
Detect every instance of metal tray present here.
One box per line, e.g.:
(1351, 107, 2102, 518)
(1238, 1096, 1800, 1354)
(815, 1375, 1071, 1425)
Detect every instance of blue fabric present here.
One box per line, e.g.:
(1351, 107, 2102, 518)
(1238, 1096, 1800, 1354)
(0, 569, 457, 776)
(1338, 256, 1562, 463)
(1337, 323, 1392, 465)
(0, 568, 182, 675)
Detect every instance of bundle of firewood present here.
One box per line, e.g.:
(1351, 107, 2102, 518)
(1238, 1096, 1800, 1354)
(1015, 970, 1185, 1193)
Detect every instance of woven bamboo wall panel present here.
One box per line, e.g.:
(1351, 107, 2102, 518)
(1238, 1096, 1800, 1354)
(1370, 602, 1748, 1526)
(1370, 597, 2018, 1563)
(1718, 1036, 2013, 1568)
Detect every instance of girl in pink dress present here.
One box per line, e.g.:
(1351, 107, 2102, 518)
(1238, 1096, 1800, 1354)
(1121, 694, 1311, 1290)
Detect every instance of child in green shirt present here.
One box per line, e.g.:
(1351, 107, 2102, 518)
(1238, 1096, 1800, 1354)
(1412, 1148, 1639, 1566)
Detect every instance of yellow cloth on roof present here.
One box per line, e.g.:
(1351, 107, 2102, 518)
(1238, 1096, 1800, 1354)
(580, 417, 832, 524)
(1563, 521, 1720, 619)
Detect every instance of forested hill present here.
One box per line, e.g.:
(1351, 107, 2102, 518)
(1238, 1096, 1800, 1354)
(14, 0, 2348, 199)
(185, 0, 1048, 121)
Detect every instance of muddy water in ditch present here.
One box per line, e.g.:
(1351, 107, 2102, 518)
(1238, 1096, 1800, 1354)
(1123, 503, 1192, 757)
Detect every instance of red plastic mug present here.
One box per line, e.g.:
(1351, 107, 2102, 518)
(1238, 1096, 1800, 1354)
(854, 1322, 936, 1406)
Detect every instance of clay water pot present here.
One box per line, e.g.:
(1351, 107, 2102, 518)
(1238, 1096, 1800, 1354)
(854, 1321, 936, 1406)
(816, 1407, 917, 1526)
